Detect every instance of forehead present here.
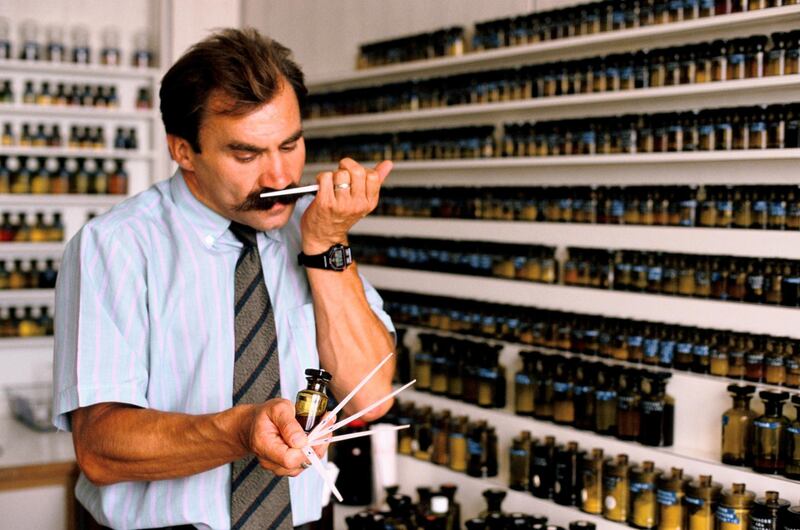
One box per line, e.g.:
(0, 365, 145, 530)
(202, 82, 301, 144)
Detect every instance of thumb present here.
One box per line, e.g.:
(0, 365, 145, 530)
(374, 160, 393, 182)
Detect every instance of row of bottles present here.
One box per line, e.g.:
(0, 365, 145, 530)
(306, 33, 800, 119)
(357, 27, 465, 69)
(0, 18, 155, 67)
(0, 79, 154, 110)
(349, 235, 800, 308)
(345, 484, 463, 530)
(375, 185, 800, 231)
(0, 258, 58, 289)
(515, 352, 675, 446)
(351, 236, 558, 284)
(575, 248, 800, 307)
(1, 122, 139, 151)
(721, 385, 800, 478)
(464, 488, 595, 530)
(411, 333, 506, 409)
(0, 305, 53, 337)
(508, 432, 800, 530)
(393, 400, 499, 479)
(384, 292, 800, 388)
(471, 0, 797, 53)
(0, 156, 129, 195)
(309, 101, 800, 162)
(0, 211, 64, 242)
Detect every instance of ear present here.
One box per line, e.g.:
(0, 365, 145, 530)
(166, 134, 197, 173)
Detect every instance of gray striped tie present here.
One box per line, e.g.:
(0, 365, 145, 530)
(229, 222, 292, 530)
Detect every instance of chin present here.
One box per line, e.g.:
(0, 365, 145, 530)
(245, 203, 295, 231)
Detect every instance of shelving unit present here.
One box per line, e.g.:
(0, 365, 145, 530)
(0, 243, 64, 258)
(0, 289, 56, 306)
(352, 218, 800, 259)
(309, 3, 800, 518)
(0, 147, 156, 160)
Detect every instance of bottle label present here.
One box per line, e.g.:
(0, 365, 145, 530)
(677, 342, 693, 355)
(753, 420, 780, 430)
(685, 496, 704, 507)
(660, 340, 676, 364)
(657, 489, 679, 506)
(722, 415, 729, 426)
(533, 456, 548, 467)
(595, 390, 617, 401)
(716, 506, 740, 524)
(788, 426, 800, 434)
(765, 356, 784, 367)
(574, 385, 592, 395)
(477, 367, 498, 379)
(515, 373, 532, 385)
(511, 448, 529, 457)
(553, 381, 572, 393)
(467, 439, 483, 455)
(648, 267, 663, 281)
(644, 338, 660, 358)
(628, 335, 643, 348)
(693, 345, 710, 357)
(631, 481, 655, 493)
(618, 395, 636, 410)
(641, 400, 664, 413)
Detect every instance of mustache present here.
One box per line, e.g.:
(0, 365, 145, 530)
(234, 183, 312, 211)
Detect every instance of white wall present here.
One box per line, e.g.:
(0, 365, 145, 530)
(242, 0, 588, 80)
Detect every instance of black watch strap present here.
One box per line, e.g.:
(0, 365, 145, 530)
(297, 243, 353, 271)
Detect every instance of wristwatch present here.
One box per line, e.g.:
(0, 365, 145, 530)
(297, 243, 353, 271)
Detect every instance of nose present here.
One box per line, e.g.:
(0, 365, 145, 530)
(258, 152, 293, 190)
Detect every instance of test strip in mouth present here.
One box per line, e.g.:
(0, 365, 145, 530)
(260, 184, 320, 198)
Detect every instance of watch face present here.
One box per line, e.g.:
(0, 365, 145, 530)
(329, 248, 346, 269)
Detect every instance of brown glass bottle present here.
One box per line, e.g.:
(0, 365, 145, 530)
(748, 491, 790, 530)
(716, 483, 755, 530)
(684, 475, 722, 530)
(295, 368, 332, 433)
(530, 435, 557, 499)
(629, 461, 662, 530)
(616, 369, 641, 441)
(639, 372, 674, 447)
(509, 431, 531, 490)
(602, 454, 630, 522)
(430, 410, 451, 466)
(552, 356, 575, 424)
(447, 416, 468, 472)
(785, 394, 800, 479)
(753, 390, 790, 474)
(656, 467, 690, 530)
(514, 351, 535, 416)
(594, 365, 618, 435)
(721, 384, 757, 466)
(554, 441, 583, 507)
(580, 448, 605, 515)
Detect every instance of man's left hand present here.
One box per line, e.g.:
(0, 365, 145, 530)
(300, 158, 392, 255)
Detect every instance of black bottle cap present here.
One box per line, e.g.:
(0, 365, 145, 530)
(465, 518, 487, 530)
(304, 368, 332, 382)
(792, 394, 800, 406)
(569, 523, 596, 530)
(727, 384, 756, 396)
(482, 488, 506, 511)
(759, 390, 790, 402)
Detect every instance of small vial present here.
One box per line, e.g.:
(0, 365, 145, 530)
(295, 368, 332, 433)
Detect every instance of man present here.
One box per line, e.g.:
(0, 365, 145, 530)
(52, 28, 396, 530)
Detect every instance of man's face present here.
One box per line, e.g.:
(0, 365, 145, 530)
(178, 80, 306, 231)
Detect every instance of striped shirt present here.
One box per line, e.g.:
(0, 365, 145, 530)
(52, 169, 394, 529)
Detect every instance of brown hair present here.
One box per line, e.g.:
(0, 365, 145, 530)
(159, 27, 307, 152)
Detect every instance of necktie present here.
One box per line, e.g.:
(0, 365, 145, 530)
(229, 222, 292, 530)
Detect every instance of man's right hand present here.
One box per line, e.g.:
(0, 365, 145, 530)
(243, 398, 328, 477)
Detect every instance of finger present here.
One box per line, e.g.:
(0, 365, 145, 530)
(315, 171, 334, 207)
(258, 458, 303, 477)
(374, 160, 393, 182)
(339, 157, 366, 184)
(332, 169, 351, 195)
(313, 442, 328, 460)
(346, 162, 367, 200)
(365, 168, 381, 206)
(268, 399, 308, 449)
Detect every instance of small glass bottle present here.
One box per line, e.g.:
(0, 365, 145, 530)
(514, 351, 535, 416)
(573, 361, 597, 431)
(594, 365, 618, 435)
(616, 369, 641, 441)
(656, 467, 690, 530)
(509, 431, 531, 491)
(447, 416, 468, 472)
(785, 394, 800, 479)
(721, 384, 758, 466)
(603, 454, 630, 523)
(753, 390, 790, 474)
(295, 368, 331, 433)
(748, 491, 790, 530)
(715, 484, 755, 530)
(684, 475, 722, 530)
(629, 461, 662, 530)
(580, 448, 605, 515)
(530, 435, 557, 499)
(415, 335, 433, 392)
(639, 372, 674, 447)
(554, 441, 583, 507)
(552, 357, 575, 424)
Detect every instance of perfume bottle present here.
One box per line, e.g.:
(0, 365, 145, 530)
(753, 390, 790, 474)
(785, 394, 800, 480)
(295, 368, 332, 433)
(720, 384, 757, 466)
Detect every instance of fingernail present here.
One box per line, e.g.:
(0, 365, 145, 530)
(290, 433, 307, 447)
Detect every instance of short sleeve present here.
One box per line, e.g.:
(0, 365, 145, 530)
(52, 224, 150, 431)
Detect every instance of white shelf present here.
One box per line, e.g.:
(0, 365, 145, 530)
(352, 217, 800, 259)
(0, 103, 158, 121)
(395, 455, 622, 529)
(0, 289, 54, 305)
(0, 243, 64, 258)
(0, 194, 124, 208)
(0, 146, 155, 160)
(309, 5, 800, 91)
(0, 59, 159, 80)
(401, 389, 800, 501)
(361, 265, 800, 337)
(0, 336, 53, 352)
(304, 75, 800, 134)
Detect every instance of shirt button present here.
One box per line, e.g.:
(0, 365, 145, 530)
(204, 235, 214, 246)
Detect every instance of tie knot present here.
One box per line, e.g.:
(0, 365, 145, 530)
(229, 222, 258, 247)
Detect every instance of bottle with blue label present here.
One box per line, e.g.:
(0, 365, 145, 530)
(531, 435, 557, 499)
(508, 431, 531, 491)
(573, 361, 597, 431)
(580, 448, 606, 515)
(716, 483, 755, 530)
(721, 384, 758, 466)
(753, 390, 790, 474)
(684, 474, 722, 530)
(639, 372, 674, 447)
(784, 394, 800, 480)
(594, 365, 618, 435)
(553, 356, 575, 425)
(554, 441, 583, 507)
(617, 369, 642, 441)
(602, 453, 630, 523)
(514, 351, 535, 416)
(629, 460, 662, 530)
(748, 491, 790, 530)
(656, 467, 691, 530)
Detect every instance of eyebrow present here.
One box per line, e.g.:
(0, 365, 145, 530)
(226, 128, 304, 153)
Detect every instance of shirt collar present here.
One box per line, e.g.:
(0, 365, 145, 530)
(170, 169, 285, 249)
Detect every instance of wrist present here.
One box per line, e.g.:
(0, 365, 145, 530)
(232, 404, 257, 457)
(302, 237, 348, 255)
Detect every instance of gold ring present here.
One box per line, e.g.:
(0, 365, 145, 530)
(334, 183, 351, 190)
(301, 462, 310, 469)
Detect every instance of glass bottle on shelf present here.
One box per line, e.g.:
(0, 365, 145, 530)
(101, 27, 121, 66)
(753, 390, 790, 474)
(602, 453, 630, 523)
(748, 491, 790, 530)
(19, 20, 40, 61)
(514, 351, 535, 416)
(784, 394, 800, 479)
(71, 25, 91, 64)
(684, 475, 722, 530)
(553, 440, 583, 506)
(721, 384, 758, 466)
(580, 447, 605, 515)
(0, 17, 10, 59)
(716, 483, 755, 530)
(508, 431, 531, 491)
(530, 435, 556, 499)
(629, 460, 662, 530)
(45, 25, 65, 62)
(656, 467, 690, 530)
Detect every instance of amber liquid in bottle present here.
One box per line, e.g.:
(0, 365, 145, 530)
(721, 384, 757, 466)
(295, 368, 332, 433)
(786, 395, 800, 479)
(629, 461, 662, 530)
(656, 467, 690, 530)
(753, 390, 790, 474)
(603, 454, 630, 522)
(684, 475, 722, 530)
(716, 483, 755, 530)
(580, 448, 605, 515)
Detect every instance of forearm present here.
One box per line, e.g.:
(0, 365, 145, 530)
(306, 263, 395, 419)
(72, 402, 252, 486)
